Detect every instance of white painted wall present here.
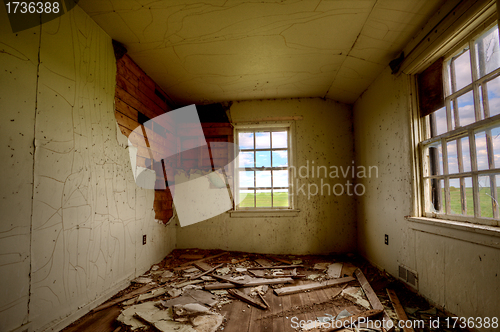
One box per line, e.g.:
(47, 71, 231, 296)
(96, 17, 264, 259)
(0, 5, 176, 332)
(176, 98, 357, 254)
(354, 67, 500, 330)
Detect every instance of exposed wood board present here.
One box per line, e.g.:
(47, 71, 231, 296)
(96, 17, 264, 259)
(273, 276, 355, 296)
(268, 255, 293, 265)
(387, 289, 415, 332)
(190, 263, 223, 280)
(228, 289, 267, 310)
(354, 269, 394, 332)
(210, 274, 248, 286)
(178, 252, 229, 268)
(204, 277, 293, 290)
(255, 258, 273, 267)
(247, 265, 302, 270)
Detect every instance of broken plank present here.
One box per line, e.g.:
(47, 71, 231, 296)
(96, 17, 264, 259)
(228, 289, 267, 310)
(268, 255, 293, 265)
(274, 276, 355, 296)
(179, 252, 229, 267)
(323, 309, 383, 331)
(387, 289, 415, 332)
(247, 265, 302, 270)
(355, 269, 394, 332)
(190, 263, 223, 280)
(257, 293, 270, 309)
(205, 277, 294, 290)
(211, 274, 249, 286)
(193, 261, 212, 271)
(255, 258, 273, 267)
(92, 284, 155, 312)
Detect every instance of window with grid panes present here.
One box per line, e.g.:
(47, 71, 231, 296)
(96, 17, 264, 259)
(422, 23, 500, 226)
(235, 126, 291, 209)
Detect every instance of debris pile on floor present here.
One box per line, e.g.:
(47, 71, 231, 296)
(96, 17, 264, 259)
(67, 250, 469, 332)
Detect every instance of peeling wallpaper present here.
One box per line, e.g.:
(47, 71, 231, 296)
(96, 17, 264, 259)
(0, 5, 175, 332)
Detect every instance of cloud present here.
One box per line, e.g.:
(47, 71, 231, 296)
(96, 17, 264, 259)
(239, 132, 253, 149)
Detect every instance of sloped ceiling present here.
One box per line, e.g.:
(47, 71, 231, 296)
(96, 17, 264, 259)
(78, 0, 446, 105)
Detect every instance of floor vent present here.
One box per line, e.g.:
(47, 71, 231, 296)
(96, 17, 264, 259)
(398, 264, 418, 288)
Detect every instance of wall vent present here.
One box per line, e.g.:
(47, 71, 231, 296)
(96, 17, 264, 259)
(398, 264, 418, 289)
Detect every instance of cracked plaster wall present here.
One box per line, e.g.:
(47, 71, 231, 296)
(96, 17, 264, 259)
(354, 67, 500, 329)
(0, 5, 175, 332)
(176, 98, 357, 255)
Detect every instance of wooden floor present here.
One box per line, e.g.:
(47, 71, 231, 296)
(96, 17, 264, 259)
(219, 282, 361, 332)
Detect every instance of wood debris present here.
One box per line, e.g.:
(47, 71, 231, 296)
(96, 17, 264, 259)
(274, 276, 355, 296)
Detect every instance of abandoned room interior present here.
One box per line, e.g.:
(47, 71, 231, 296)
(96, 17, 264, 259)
(1, 0, 500, 331)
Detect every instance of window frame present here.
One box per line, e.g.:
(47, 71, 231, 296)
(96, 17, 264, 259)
(233, 121, 295, 211)
(419, 19, 500, 227)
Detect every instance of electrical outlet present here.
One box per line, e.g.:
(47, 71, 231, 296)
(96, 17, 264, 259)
(143, 235, 147, 245)
(385, 234, 389, 245)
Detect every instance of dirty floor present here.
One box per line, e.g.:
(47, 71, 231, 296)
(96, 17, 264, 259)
(62, 249, 468, 332)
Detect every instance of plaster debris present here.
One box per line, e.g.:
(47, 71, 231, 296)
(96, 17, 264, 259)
(162, 271, 175, 278)
(152, 265, 160, 271)
(327, 263, 343, 278)
(307, 274, 321, 280)
(117, 301, 163, 330)
(342, 287, 371, 309)
(235, 267, 247, 272)
(191, 313, 224, 332)
(216, 267, 230, 275)
(168, 289, 183, 298)
(313, 263, 330, 270)
(173, 303, 210, 317)
(132, 277, 153, 284)
(292, 259, 303, 265)
(137, 287, 167, 302)
(174, 280, 204, 288)
(185, 267, 200, 273)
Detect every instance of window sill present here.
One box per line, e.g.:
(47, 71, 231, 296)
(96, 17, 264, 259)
(229, 209, 300, 218)
(406, 216, 500, 249)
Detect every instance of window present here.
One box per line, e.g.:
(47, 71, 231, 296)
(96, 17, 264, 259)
(421, 22, 500, 226)
(234, 124, 293, 210)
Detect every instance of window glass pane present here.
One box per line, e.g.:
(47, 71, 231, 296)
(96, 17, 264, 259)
(239, 171, 254, 188)
(273, 189, 289, 207)
(449, 178, 461, 214)
(431, 107, 448, 136)
(239, 151, 254, 167)
(427, 142, 443, 176)
(255, 132, 270, 149)
(475, 131, 489, 170)
(256, 190, 272, 207)
(273, 170, 289, 187)
(474, 25, 500, 78)
(256, 151, 271, 168)
(272, 150, 288, 167)
(464, 177, 474, 216)
(460, 137, 472, 172)
(447, 140, 459, 174)
(492, 127, 500, 168)
(239, 190, 254, 207)
(450, 49, 472, 92)
(272, 131, 287, 148)
(455, 91, 475, 127)
(256, 170, 271, 187)
(239, 132, 253, 149)
(486, 76, 500, 117)
(478, 176, 494, 218)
